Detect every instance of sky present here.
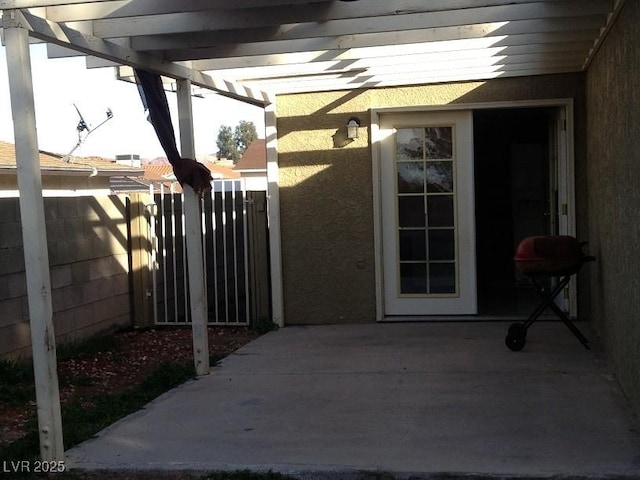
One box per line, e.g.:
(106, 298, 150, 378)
(0, 44, 265, 160)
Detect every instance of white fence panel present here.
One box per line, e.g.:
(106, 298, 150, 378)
(148, 179, 250, 325)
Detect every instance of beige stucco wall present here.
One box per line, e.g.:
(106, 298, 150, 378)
(277, 74, 587, 324)
(585, 0, 640, 414)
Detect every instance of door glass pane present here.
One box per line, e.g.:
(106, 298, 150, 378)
(398, 196, 425, 227)
(398, 162, 425, 193)
(427, 195, 454, 227)
(429, 263, 456, 293)
(400, 230, 427, 261)
(426, 162, 453, 193)
(400, 263, 427, 294)
(425, 127, 453, 159)
(396, 129, 424, 160)
(428, 229, 455, 260)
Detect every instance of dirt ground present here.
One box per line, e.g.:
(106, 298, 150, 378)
(0, 326, 259, 450)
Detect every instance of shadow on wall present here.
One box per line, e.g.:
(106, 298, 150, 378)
(0, 194, 141, 359)
(276, 89, 373, 324)
(274, 74, 587, 324)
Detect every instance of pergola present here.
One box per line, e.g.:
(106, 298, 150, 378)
(0, 0, 622, 462)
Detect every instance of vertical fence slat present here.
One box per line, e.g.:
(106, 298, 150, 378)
(221, 183, 229, 323)
(170, 184, 179, 323)
(181, 188, 189, 323)
(160, 184, 169, 324)
(242, 180, 251, 322)
(149, 184, 159, 326)
(211, 189, 219, 323)
(201, 195, 208, 323)
(231, 181, 239, 323)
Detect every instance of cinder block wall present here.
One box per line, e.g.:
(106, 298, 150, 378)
(585, 0, 640, 414)
(0, 195, 133, 358)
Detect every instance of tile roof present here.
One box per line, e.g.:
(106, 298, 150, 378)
(201, 160, 241, 180)
(143, 164, 177, 182)
(110, 176, 151, 193)
(0, 141, 144, 176)
(234, 139, 266, 172)
(143, 162, 240, 182)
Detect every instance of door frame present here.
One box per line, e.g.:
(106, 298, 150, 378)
(379, 110, 477, 316)
(371, 99, 576, 322)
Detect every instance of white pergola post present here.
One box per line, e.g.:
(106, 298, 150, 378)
(176, 78, 209, 376)
(265, 101, 284, 327)
(4, 20, 64, 460)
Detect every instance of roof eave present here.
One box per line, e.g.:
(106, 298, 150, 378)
(0, 167, 145, 176)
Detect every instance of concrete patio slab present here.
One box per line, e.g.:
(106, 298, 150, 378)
(66, 322, 640, 478)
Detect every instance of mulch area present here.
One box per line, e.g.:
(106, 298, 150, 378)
(0, 326, 259, 450)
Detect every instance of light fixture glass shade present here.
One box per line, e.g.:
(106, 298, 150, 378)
(347, 118, 360, 139)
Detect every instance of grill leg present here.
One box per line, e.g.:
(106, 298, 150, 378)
(506, 274, 589, 350)
(546, 297, 590, 349)
(523, 276, 571, 329)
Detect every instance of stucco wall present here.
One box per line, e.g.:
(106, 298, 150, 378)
(277, 74, 586, 324)
(585, 0, 640, 413)
(0, 195, 133, 358)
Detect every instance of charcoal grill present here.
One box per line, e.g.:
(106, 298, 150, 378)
(505, 235, 595, 351)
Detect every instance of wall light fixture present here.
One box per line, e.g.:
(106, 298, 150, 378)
(347, 117, 361, 140)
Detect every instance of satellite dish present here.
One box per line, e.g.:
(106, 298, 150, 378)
(73, 103, 89, 133)
(64, 104, 114, 160)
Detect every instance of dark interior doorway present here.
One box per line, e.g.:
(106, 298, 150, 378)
(473, 108, 554, 315)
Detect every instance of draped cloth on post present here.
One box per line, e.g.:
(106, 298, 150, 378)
(134, 69, 212, 195)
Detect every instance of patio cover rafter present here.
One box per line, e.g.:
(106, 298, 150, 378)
(86, 1, 612, 41)
(1, 0, 621, 95)
(1, 8, 272, 106)
(33, 0, 612, 39)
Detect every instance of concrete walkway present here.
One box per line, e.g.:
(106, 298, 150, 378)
(66, 322, 640, 478)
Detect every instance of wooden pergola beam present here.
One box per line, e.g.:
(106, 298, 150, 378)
(2, 8, 273, 106)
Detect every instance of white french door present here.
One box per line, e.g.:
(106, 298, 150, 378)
(379, 110, 477, 316)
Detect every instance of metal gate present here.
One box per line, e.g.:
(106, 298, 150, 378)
(148, 179, 250, 325)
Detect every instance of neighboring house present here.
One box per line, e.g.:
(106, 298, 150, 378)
(110, 154, 152, 194)
(234, 139, 267, 191)
(143, 164, 180, 191)
(109, 175, 150, 194)
(143, 160, 240, 193)
(0, 141, 144, 197)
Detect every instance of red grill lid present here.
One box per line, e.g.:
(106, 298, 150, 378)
(514, 236, 584, 275)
